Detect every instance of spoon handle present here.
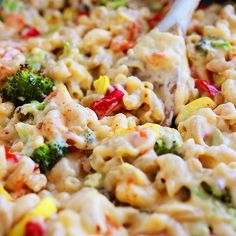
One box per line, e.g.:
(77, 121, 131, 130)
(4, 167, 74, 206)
(157, 0, 201, 33)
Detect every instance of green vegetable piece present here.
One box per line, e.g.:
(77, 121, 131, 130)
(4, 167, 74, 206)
(154, 138, 180, 155)
(36, 102, 45, 111)
(31, 141, 69, 174)
(101, 0, 128, 9)
(196, 37, 231, 55)
(210, 39, 231, 51)
(201, 181, 232, 204)
(2, 0, 22, 12)
(0, 65, 54, 106)
(195, 38, 210, 54)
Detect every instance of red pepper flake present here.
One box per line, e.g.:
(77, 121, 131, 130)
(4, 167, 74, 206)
(33, 165, 39, 172)
(127, 178, 133, 184)
(139, 130, 148, 139)
(44, 90, 57, 101)
(5, 147, 20, 163)
(147, 12, 165, 28)
(90, 87, 124, 119)
(22, 27, 41, 39)
(25, 221, 45, 236)
(195, 79, 219, 97)
(96, 224, 101, 233)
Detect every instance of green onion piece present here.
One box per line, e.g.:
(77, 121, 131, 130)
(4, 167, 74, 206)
(196, 38, 232, 55)
(210, 39, 231, 51)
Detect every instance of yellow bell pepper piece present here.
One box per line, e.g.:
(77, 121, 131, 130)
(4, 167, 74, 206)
(9, 197, 57, 236)
(0, 186, 12, 200)
(175, 97, 217, 124)
(141, 123, 161, 139)
(93, 75, 110, 95)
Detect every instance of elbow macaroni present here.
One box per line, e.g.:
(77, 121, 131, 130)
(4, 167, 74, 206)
(1, 1, 236, 236)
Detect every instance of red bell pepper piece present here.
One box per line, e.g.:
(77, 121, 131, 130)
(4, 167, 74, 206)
(25, 221, 45, 236)
(195, 79, 219, 97)
(5, 147, 20, 163)
(33, 165, 39, 172)
(197, 2, 209, 10)
(22, 27, 41, 39)
(90, 87, 124, 119)
(147, 13, 165, 28)
(78, 10, 89, 17)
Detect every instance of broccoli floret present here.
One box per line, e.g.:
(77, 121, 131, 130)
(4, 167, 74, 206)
(154, 139, 180, 155)
(31, 141, 69, 174)
(0, 65, 54, 106)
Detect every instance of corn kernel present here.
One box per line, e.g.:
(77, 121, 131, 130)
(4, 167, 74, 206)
(93, 75, 110, 95)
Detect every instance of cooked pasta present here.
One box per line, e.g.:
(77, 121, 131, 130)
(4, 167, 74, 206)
(1, 1, 236, 236)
